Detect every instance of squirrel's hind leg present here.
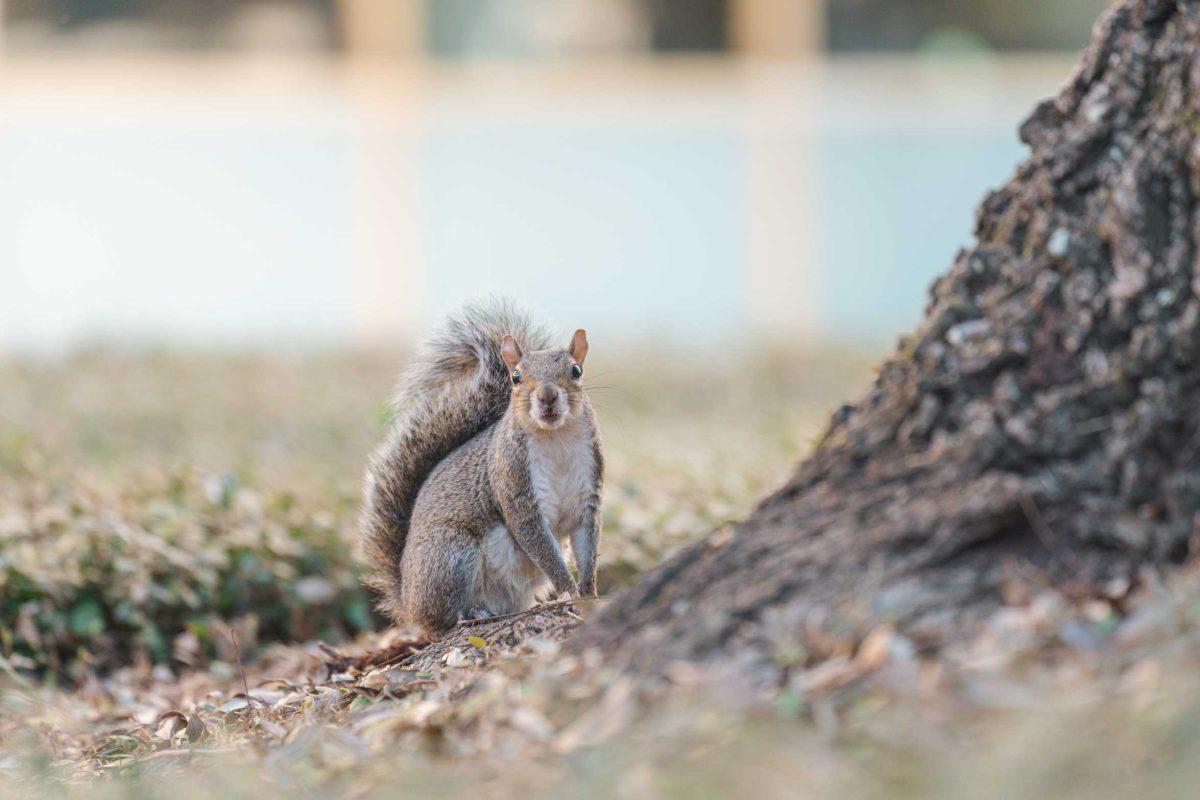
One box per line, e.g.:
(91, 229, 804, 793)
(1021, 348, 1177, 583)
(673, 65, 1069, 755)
(400, 526, 482, 638)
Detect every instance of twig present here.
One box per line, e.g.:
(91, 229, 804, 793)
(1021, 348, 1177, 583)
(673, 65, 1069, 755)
(480, 596, 605, 645)
(1019, 493, 1081, 570)
(1179, 425, 1200, 467)
(97, 746, 244, 770)
(361, 650, 420, 676)
(457, 595, 608, 628)
(1018, 494, 1055, 549)
(376, 678, 440, 700)
(0, 652, 34, 691)
(372, 596, 610, 673)
(530, 620, 582, 642)
(320, 639, 427, 678)
(229, 627, 250, 699)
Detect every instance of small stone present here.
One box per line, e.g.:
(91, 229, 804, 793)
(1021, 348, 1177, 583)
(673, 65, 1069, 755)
(360, 670, 390, 689)
(946, 319, 991, 347)
(1028, 591, 1065, 625)
(1113, 604, 1176, 649)
(1103, 576, 1131, 599)
(854, 626, 895, 672)
(1047, 228, 1070, 257)
(1058, 619, 1101, 651)
(295, 576, 337, 605)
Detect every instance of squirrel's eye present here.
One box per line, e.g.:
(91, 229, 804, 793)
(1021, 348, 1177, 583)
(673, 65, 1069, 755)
(570, 364, 583, 380)
(511, 370, 522, 385)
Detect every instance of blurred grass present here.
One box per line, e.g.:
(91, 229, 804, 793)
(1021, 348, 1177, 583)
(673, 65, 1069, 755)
(0, 344, 874, 678)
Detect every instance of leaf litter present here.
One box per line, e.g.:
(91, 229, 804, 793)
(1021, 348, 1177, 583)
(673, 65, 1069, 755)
(7, 352, 1200, 797)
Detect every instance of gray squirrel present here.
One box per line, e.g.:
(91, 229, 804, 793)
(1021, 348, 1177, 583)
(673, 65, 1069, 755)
(362, 302, 603, 637)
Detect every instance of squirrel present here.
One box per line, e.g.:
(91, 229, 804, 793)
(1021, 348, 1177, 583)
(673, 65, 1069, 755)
(361, 301, 603, 638)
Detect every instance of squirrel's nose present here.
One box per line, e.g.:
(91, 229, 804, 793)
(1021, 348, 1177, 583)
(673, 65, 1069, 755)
(537, 385, 558, 408)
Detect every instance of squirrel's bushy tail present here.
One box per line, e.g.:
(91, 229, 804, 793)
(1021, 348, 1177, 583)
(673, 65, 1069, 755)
(362, 300, 551, 622)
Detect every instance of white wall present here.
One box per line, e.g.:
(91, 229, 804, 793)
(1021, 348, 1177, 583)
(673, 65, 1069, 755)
(0, 55, 1068, 352)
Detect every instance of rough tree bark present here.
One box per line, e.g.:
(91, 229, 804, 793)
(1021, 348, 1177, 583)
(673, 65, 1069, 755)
(580, 0, 1200, 675)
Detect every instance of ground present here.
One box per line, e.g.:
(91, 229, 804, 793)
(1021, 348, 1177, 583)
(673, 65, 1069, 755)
(4, 347, 1200, 798)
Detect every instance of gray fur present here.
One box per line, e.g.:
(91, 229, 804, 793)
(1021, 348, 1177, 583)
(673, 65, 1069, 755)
(362, 301, 603, 637)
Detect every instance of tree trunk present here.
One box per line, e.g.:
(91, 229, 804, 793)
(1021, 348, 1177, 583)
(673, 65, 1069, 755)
(580, 0, 1200, 675)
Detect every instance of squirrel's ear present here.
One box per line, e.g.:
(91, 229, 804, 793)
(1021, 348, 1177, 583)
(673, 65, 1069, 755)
(501, 334, 522, 371)
(568, 329, 588, 364)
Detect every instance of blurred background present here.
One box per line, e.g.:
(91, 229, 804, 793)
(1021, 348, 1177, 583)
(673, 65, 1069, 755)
(0, 0, 1105, 353)
(4, 3, 1161, 783)
(15, 6, 1200, 794)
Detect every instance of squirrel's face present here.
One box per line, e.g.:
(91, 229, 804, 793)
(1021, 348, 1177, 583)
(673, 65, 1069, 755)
(501, 329, 588, 433)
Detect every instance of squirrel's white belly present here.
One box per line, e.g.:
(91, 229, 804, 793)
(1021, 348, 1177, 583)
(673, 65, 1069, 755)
(473, 427, 594, 614)
(526, 427, 594, 537)
(478, 523, 545, 612)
